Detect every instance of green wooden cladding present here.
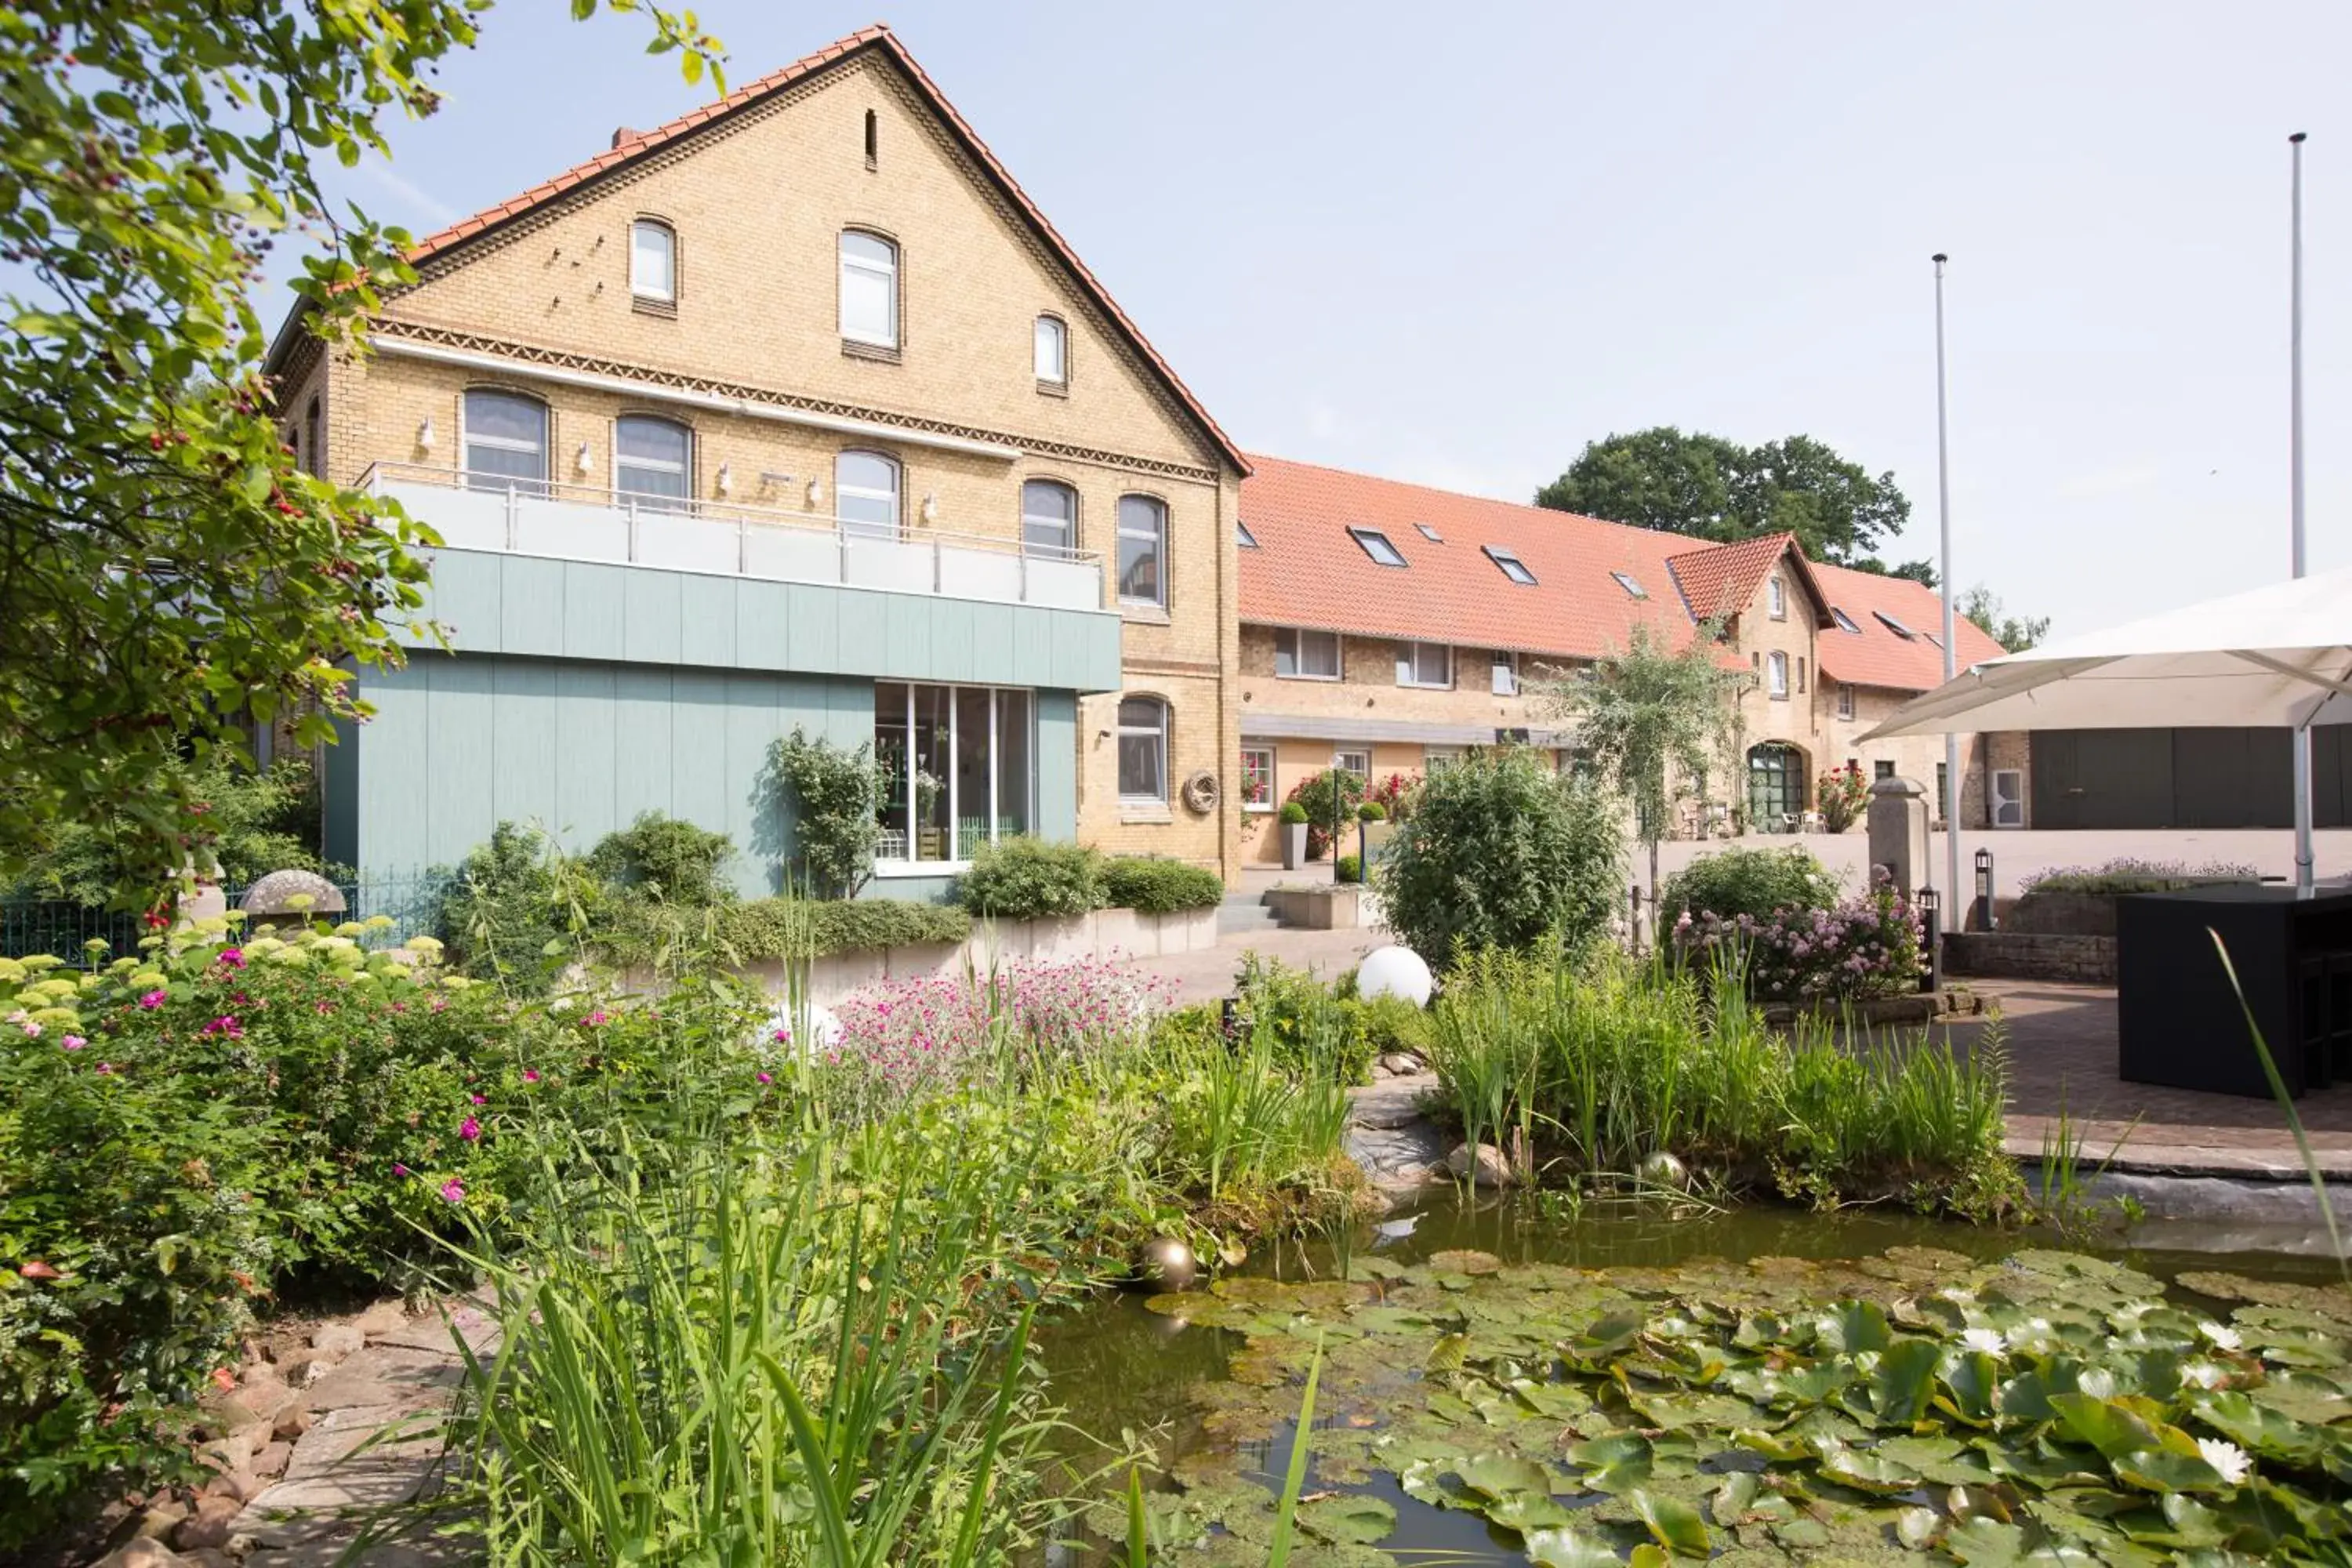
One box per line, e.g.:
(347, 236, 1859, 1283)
(327, 656, 1081, 901)
(404, 548, 1123, 693)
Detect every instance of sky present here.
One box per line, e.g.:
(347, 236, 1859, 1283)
(271, 0, 2352, 640)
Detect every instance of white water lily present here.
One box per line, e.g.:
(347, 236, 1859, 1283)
(2198, 1437, 2252, 1485)
(2198, 1321, 2244, 1350)
(1961, 1327, 2007, 1355)
(2181, 1360, 2230, 1389)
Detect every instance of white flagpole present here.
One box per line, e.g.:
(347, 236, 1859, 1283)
(1933, 254, 1962, 929)
(2290, 133, 2314, 897)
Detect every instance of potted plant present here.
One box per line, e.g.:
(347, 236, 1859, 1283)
(1279, 800, 1310, 869)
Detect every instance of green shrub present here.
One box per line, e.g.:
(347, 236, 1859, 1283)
(954, 836, 1104, 920)
(809, 898, 971, 954)
(1334, 854, 1362, 884)
(1377, 749, 1624, 968)
(1102, 856, 1224, 914)
(1357, 800, 1388, 822)
(2017, 858, 2258, 896)
(1660, 844, 1837, 923)
(597, 896, 971, 966)
(1355, 993, 1433, 1060)
(1278, 801, 1308, 825)
(1236, 953, 1376, 1083)
(1287, 768, 1365, 858)
(584, 812, 736, 906)
(5, 755, 333, 904)
(435, 822, 587, 989)
(764, 729, 892, 898)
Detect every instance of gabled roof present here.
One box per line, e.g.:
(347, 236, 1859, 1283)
(1812, 561, 2007, 690)
(1238, 454, 1714, 662)
(1665, 532, 1833, 630)
(267, 25, 1246, 474)
(1238, 454, 1987, 696)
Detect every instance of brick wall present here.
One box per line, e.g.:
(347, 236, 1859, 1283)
(1944, 931, 2115, 984)
(307, 46, 1242, 877)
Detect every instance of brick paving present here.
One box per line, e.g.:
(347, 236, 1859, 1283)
(1932, 978, 2352, 1179)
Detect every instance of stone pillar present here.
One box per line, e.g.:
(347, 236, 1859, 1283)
(1867, 775, 1930, 895)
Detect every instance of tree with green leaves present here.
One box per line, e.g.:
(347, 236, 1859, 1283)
(0, 1, 724, 909)
(1536, 427, 1930, 578)
(1958, 585, 2050, 654)
(1540, 622, 1748, 913)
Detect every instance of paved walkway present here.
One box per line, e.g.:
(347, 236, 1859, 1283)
(1133, 922, 1385, 1004)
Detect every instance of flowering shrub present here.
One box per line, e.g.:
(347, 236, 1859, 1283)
(823, 957, 1171, 1102)
(1673, 873, 1925, 1001)
(2017, 857, 2259, 896)
(1814, 760, 1869, 834)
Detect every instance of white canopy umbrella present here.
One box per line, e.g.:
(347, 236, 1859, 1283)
(1864, 565, 2352, 893)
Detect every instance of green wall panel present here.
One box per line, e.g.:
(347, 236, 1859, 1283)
(612, 666, 676, 826)
(1036, 689, 1077, 840)
(554, 663, 619, 842)
(402, 551, 1120, 692)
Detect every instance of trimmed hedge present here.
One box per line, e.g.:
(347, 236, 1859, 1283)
(597, 897, 971, 964)
(1102, 856, 1224, 914)
(955, 837, 1105, 920)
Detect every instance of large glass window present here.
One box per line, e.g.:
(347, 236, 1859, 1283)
(835, 450, 900, 540)
(1117, 494, 1166, 606)
(1274, 627, 1340, 680)
(1396, 641, 1451, 688)
(873, 683, 1033, 866)
(840, 230, 898, 347)
(631, 220, 677, 303)
(615, 415, 691, 510)
(1240, 745, 1274, 811)
(1117, 696, 1167, 802)
(1022, 479, 1076, 557)
(462, 389, 548, 493)
(1034, 314, 1067, 383)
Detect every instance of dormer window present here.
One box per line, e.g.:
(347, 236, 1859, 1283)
(1831, 608, 1861, 634)
(1875, 610, 1917, 639)
(630, 219, 677, 306)
(1484, 545, 1536, 586)
(1348, 527, 1406, 567)
(1610, 571, 1646, 599)
(1767, 575, 1787, 619)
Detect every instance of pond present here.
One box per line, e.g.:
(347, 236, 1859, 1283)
(1039, 1193, 2352, 1566)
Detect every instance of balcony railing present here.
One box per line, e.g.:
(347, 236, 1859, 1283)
(361, 461, 1105, 614)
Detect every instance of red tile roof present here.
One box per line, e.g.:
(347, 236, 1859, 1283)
(1239, 454, 1988, 695)
(1810, 560, 2006, 690)
(274, 26, 1247, 474)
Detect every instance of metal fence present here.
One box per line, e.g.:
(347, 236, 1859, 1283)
(0, 873, 453, 964)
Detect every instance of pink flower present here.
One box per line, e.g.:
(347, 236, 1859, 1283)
(137, 990, 166, 1010)
(756, 1071, 772, 1085)
(439, 1178, 465, 1204)
(392, 1163, 410, 1177)
(470, 1093, 486, 1105)
(200, 1015, 244, 1040)
(459, 1116, 481, 1142)
(771, 1027, 792, 1044)
(16, 1018, 40, 1039)
(521, 1069, 540, 1083)
(583, 1009, 611, 1027)
(96, 1062, 114, 1076)
(61, 1035, 85, 1051)
(217, 947, 245, 969)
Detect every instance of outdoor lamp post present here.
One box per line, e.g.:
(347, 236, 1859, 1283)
(1973, 848, 1994, 932)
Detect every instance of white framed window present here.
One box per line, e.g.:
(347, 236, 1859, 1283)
(1118, 696, 1168, 802)
(1117, 494, 1167, 606)
(1424, 746, 1464, 771)
(1396, 641, 1451, 688)
(461, 388, 549, 494)
(1240, 745, 1275, 811)
(1484, 544, 1536, 585)
(839, 230, 898, 347)
(1348, 526, 1407, 567)
(1275, 627, 1341, 681)
(835, 449, 900, 540)
(1767, 575, 1788, 619)
(1033, 314, 1067, 383)
(1336, 750, 1371, 783)
(872, 683, 1033, 868)
(1991, 768, 2025, 829)
(615, 415, 691, 511)
(1835, 681, 1855, 720)
(1766, 651, 1789, 699)
(630, 219, 677, 303)
(1022, 478, 1076, 557)
(1490, 650, 1519, 696)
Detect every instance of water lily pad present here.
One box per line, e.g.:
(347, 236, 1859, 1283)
(1626, 1488, 1709, 1558)
(1523, 1526, 1623, 1568)
(1297, 1492, 1397, 1545)
(1896, 1504, 1944, 1549)
(1816, 1443, 1922, 1494)
(1568, 1432, 1653, 1493)
(1944, 1516, 2029, 1564)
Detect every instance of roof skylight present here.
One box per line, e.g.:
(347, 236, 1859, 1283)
(1415, 523, 1443, 542)
(1831, 608, 1861, 634)
(1483, 545, 1537, 586)
(1875, 610, 1917, 639)
(1348, 526, 1407, 567)
(1610, 571, 1646, 599)
(1236, 520, 1258, 549)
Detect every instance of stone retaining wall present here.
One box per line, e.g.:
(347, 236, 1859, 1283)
(1944, 931, 2116, 984)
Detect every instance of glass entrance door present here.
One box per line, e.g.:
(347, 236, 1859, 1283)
(1747, 743, 1805, 833)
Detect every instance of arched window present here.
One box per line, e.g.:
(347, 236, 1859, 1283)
(1021, 479, 1076, 557)
(615, 415, 691, 510)
(1116, 494, 1167, 607)
(462, 388, 548, 494)
(839, 231, 898, 347)
(1117, 695, 1168, 803)
(1033, 314, 1067, 385)
(630, 219, 677, 303)
(835, 449, 900, 539)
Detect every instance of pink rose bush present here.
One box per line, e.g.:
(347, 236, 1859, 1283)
(1672, 873, 1926, 1002)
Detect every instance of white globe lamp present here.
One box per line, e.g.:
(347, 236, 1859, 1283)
(1356, 945, 1433, 1007)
